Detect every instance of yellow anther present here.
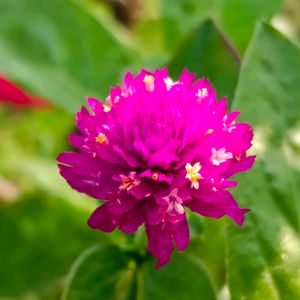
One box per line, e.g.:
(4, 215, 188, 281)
(196, 88, 208, 99)
(95, 132, 108, 144)
(103, 104, 111, 112)
(151, 172, 159, 181)
(143, 75, 155, 92)
(119, 172, 140, 191)
(205, 128, 214, 135)
(235, 154, 242, 161)
(185, 162, 202, 189)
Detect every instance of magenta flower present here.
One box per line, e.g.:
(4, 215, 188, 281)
(57, 68, 254, 268)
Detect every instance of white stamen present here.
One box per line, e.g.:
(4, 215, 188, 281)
(163, 188, 185, 215)
(164, 77, 175, 91)
(143, 75, 155, 92)
(210, 148, 233, 166)
(196, 88, 208, 100)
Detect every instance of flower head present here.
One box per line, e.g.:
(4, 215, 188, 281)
(57, 68, 254, 268)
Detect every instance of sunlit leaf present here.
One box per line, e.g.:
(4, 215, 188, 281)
(227, 22, 300, 299)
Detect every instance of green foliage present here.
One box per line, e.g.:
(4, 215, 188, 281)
(168, 19, 240, 101)
(160, 0, 283, 53)
(0, 0, 133, 111)
(0, 195, 103, 299)
(62, 246, 217, 300)
(62, 245, 135, 300)
(227, 22, 300, 299)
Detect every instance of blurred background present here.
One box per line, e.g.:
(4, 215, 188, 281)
(1, 0, 300, 299)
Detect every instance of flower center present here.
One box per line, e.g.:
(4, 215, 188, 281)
(119, 172, 140, 191)
(95, 132, 108, 144)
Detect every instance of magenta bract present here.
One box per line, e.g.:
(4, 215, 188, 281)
(57, 68, 254, 268)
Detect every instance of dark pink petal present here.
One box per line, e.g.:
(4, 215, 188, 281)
(146, 198, 165, 225)
(148, 150, 179, 169)
(119, 205, 145, 233)
(172, 217, 189, 251)
(146, 224, 174, 268)
(186, 200, 225, 219)
(107, 193, 138, 215)
(88, 203, 119, 232)
(69, 133, 85, 150)
(57, 152, 118, 199)
(224, 155, 256, 177)
(87, 97, 106, 116)
(179, 68, 195, 86)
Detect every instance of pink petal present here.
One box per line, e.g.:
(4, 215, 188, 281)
(88, 203, 119, 232)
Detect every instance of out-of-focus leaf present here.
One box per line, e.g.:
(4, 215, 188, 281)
(62, 245, 135, 300)
(160, 0, 283, 53)
(187, 218, 226, 290)
(168, 19, 240, 101)
(138, 253, 217, 300)
(0, 0, 132, 111)
(62, 247, 217, 300)
(0, 195, 106, 298)
(160, 0, 215, 52)
(219, 0, 283, 52)
(227, 22, 300, 299)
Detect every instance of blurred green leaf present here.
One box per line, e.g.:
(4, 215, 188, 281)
(0, 0, 133, 111)
(138, 253, 217, 300)
(160, 0, 216, 52)
(62, 247, 217, 300)
(219, 0, 283, 52)
(227, 22, 300, 299)
(186, 218, 226, 290)
(168, 19, 240, 101)
(62, 245, 135, 300)
(0, 195, 106, 299)
(160, 0, 283, 53)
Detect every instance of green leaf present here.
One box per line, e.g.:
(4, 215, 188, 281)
(186, 218, 227, 290)
(62, 245, 135, 300)
(138, 253, 217, 300)
(0, 0, 132, 111)
(160, 0, 283, 53)
(161, 0, 215, 52)
(219, 0, 283, 52)
(227, 22, 300, 299)
(0, 195, 106, 299)
(62, 247, 217, 300)
(168, 19, 240, 101)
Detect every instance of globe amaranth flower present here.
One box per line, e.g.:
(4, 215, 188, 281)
(57, 68, 254, 268)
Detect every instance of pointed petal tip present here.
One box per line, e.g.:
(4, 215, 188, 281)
(155, 258, 171, 269)
(236, 208, 251, 227)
